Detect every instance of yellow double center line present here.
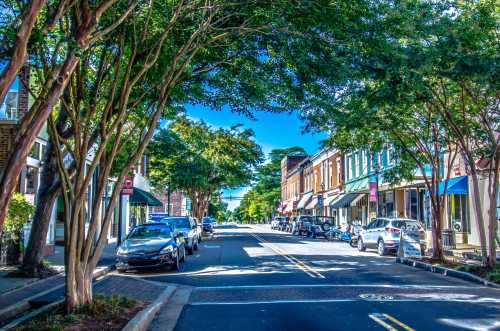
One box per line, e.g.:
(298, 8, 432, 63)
(369, 313, 416, 331)
(250, 233, 325, 279)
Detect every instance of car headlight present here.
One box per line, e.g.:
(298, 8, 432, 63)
(117, 247, 127, 255)
(161, 245, 174, 253)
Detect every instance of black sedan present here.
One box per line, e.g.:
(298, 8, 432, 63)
(116, 223, 186, 272)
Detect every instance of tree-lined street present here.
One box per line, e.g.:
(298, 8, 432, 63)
(110, 224, 500, 330)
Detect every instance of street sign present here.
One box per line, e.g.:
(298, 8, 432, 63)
(122, 174, 134, 195)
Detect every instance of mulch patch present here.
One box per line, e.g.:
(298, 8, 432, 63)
(15, 295, 149, 331)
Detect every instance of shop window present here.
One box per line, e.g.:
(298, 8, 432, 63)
(0, 90, 19, 120)
(29, 142, 41, 160)
(449, 194, 470, 233)
(25, 166, 38, 194)
(406, 189, 419, 220)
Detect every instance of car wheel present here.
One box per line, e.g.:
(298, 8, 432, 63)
(187, 245, 193, 255)
(194, 240, 199, 251)
(358, 238, 366, 252)
(117, 268, 126, 273)
(378, 240, 387, 256)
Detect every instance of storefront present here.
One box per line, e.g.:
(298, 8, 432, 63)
(129, 187, 162, 227)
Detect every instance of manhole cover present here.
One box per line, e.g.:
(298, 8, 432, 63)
(359, 293, 394, 301)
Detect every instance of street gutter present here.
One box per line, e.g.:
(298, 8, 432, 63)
(396, 257, 500, 289)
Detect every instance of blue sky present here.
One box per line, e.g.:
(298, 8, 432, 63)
(186, 104, 326, 211)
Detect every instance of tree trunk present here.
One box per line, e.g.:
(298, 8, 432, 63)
(0, 53, 79, 233)
(469, 167, 488, 262)
(21, 142, 60, 274)
(0, 0, 46, 105)
(431, 207, 443, 260)
(487, 156, 499, 267)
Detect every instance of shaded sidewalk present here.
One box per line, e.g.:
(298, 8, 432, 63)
(0, 241, 117, 310)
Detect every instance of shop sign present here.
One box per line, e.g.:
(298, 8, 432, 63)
(122, 174, 134, 195)
(369, 181, 377, 202)
(399, 229, 422, 258)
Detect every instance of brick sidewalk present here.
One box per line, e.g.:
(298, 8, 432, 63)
(0, 241, 118, 321)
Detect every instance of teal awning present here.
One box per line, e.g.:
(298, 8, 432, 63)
(129, 187, 162, 206)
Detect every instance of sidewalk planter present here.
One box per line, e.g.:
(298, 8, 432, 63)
(122, 286, 176, 331)
(396, 257, 500, 289)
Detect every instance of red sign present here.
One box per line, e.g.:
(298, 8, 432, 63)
(122, 174, 134, 195)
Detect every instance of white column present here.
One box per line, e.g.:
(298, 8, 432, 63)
(120, 195, 130, 241)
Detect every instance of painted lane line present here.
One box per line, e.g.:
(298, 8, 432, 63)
(249, 233, 318, 278)
(383, 314, 416, 331)
(196, 284, 481, 290)
(190, 298, 500, 306)
(369, 313, 398, 331)
(249, 233, 325, 279)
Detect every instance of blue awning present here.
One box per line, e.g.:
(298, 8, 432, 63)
(439, 176, 468, 195)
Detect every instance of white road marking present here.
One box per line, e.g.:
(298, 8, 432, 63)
(196, 284, 482, 290)
(189, 298, 500, 306)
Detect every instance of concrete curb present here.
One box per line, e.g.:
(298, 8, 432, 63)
(122, 286, 176, 331)
(0, 264, 115, 323)
(0, 272, 61, 297)
(0, 299, 64, 331)
(396, 257, 500, 289)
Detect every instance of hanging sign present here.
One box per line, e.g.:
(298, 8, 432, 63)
(369, 181, 377, 202)
(122, 174, 134, 195)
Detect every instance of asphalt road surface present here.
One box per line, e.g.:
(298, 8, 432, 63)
(125, 223, 500, 331)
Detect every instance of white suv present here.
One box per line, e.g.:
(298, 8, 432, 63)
(357, 218, 425, 256)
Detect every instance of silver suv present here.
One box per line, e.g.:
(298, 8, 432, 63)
(357, 218, 425, 256)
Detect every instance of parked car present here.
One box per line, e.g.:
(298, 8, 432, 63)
(307, 216, 334, 238)
(270, 217, 281, 230)
(357, 218, 426, 256)
(291, 215, 313, 235)
(278, 217, 289, 231)
(202, 217, 214, 233)
(116, 223, 186, 272)
(160, 216, 200, 254)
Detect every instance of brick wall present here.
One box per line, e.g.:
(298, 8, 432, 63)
(0, 126, 15, 173)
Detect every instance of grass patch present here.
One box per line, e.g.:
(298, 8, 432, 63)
(455, 264, 500, 284)
(15, 295, 147, 331)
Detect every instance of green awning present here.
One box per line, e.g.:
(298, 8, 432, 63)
(345, 177, 369, 193)
(129, 187, 162, 206)
(330, 193, 360, 209)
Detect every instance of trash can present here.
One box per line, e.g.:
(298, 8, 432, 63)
(442, 229, 456, 250)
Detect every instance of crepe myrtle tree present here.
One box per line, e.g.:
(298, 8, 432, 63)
(0, 0, 138, 234)
(46, 0, 320, 312)
(23, 1, 352, 274)
(148, 117, 263, 221)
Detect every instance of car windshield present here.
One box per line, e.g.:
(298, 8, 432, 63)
(314, 216, 334, 224)
(163, 217, 190, 228)
(391, 220, 421, 230)
(128, 225, 172, 239)
(299, 216, 313, 222)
